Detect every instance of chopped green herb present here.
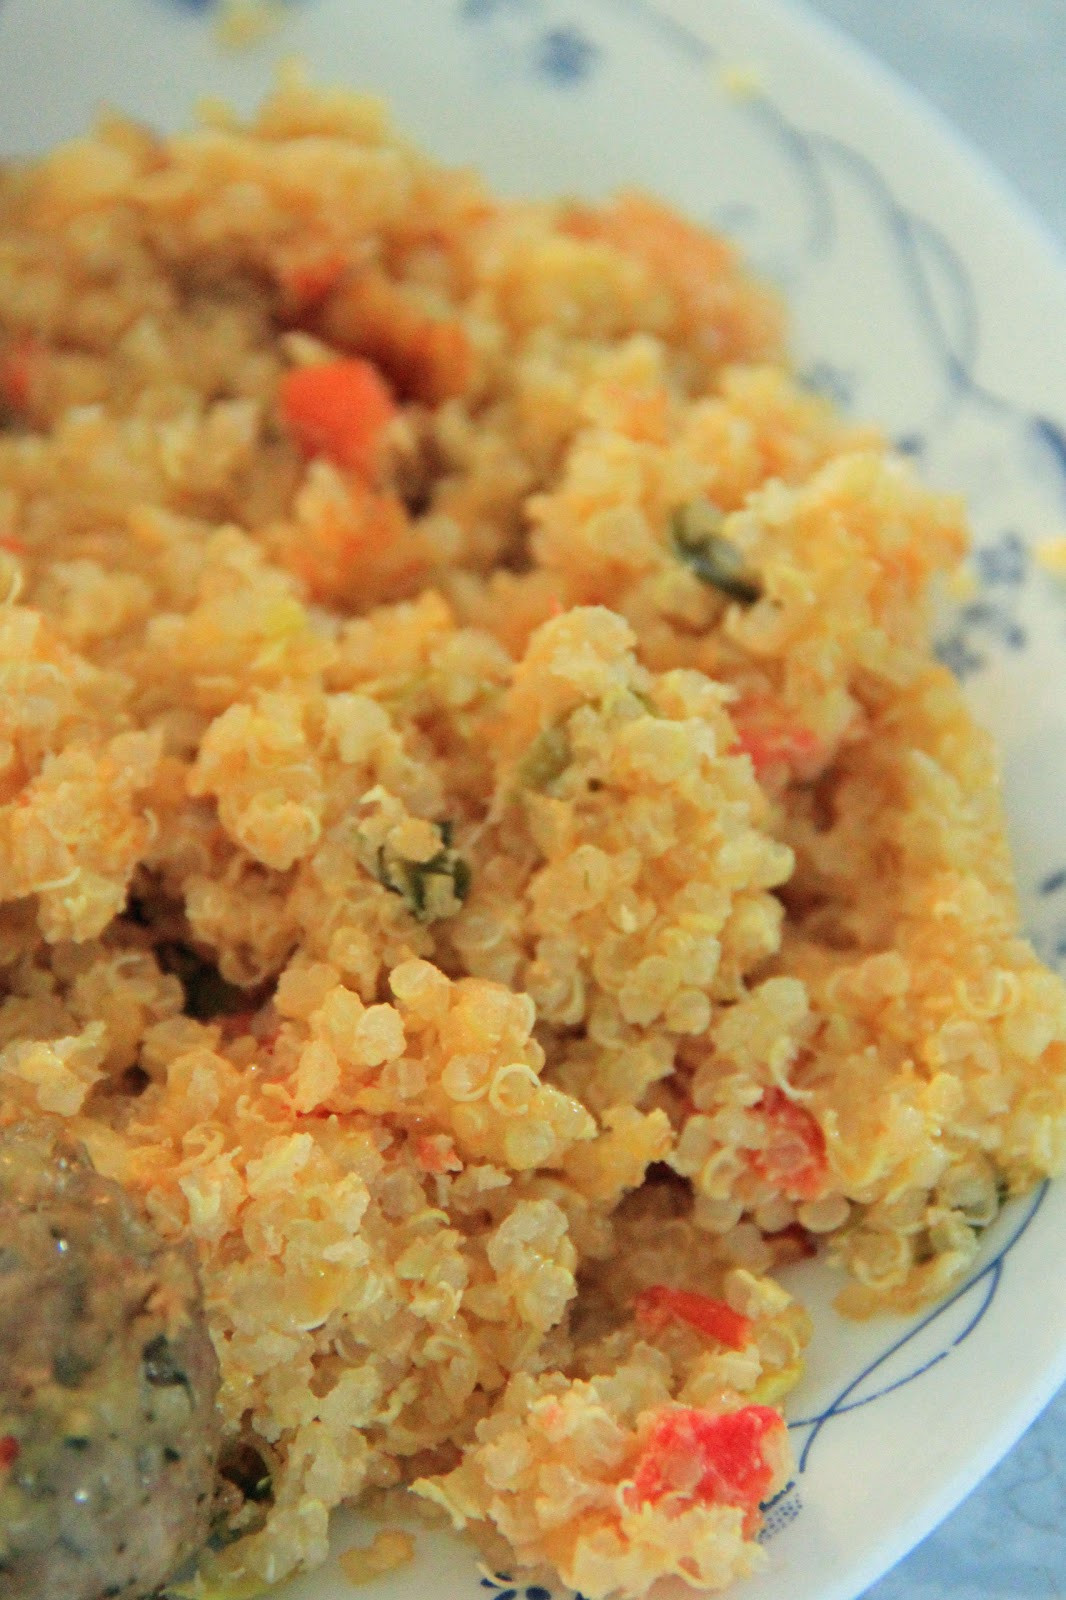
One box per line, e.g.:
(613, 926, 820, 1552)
(450, 855, 472, 903)
(518, 723, 571, 790)
(671, 500, 762, 605)
(376, 821, 471, 922)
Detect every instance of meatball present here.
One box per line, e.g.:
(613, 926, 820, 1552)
(0, 1124, 221, 1600)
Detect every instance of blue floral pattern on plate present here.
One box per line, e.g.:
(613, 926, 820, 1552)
(481, 1573, 561, 1600)
(458, 1, 601, 86)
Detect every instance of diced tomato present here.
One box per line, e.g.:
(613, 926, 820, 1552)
(278, 249, 348, 308)
(0, 336, 40, 411)
(634, 1285, 753, 1351)
(732, 719, 821, 782)
(0, 536, 26, 556)
(629, 1405, 785, 1535)
(279, 357, 397, 478)
(749, 1088, 827, 1202)
(0, 1435, 19, 1469)
(415, 1134, 462, 1175)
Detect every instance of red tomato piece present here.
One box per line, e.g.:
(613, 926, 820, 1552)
(749, 1087, 827, 1202)
(732, 721, 821, 781)
(634, 1285, 753, 1351)
(629, 1405, 785, 1535)
(415, 1134, 462, 1175)
(279, 250, 348, 308)
(0, 336, 39, 411)
(0, 1435, 19, 1469)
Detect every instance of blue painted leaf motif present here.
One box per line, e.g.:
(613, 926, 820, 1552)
(478, 1579, 556, 1600)
(800, 361, 855, 410)
(536, 26, 598, 85)
(1025, 869, 1066, 973)
(786, 1185, 1048, 1473)
(597, 0, 712, 65)
(935, 529, 1029, 677)
(897, 209, 979, 392)
(959, 598, 1026, 651)
(975, 531, 1028, 586)
(935, 629, 984, 681)
(1031, 414, 1066, 495)
(895, 433, 926, 457)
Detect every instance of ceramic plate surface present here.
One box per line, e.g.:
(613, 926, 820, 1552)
(1, 2, 1064, 1598)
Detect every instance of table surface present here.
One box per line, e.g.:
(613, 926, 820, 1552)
(797, 12, 1066, 1599)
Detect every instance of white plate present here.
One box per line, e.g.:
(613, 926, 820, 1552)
(1, 3, 1065, 1599)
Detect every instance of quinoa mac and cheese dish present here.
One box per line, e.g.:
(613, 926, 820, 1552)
(1, 73, 1065, 1600)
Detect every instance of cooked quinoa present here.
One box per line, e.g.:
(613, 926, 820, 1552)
(1, 71, 1064, 1600)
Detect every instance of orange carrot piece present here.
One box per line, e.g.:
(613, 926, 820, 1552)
(634, 1285, 753, 1351)
(279, 357, 397, 478)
